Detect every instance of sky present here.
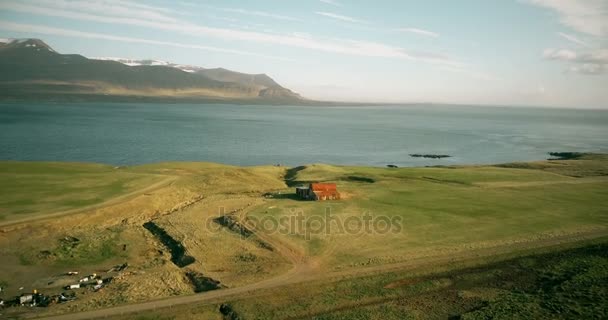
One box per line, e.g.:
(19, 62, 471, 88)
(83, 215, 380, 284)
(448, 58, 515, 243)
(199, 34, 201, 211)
(0, 0, 607, 108)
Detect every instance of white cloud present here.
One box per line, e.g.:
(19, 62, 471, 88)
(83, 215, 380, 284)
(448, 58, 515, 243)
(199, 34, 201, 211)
(569, 63, 608, 74)
(397, 28, 439, 38)
(174, 2, 300, 22)
(527, 1, 608, 75)
(544, 48, 608, 64)
(527, 0, 608, 37)
(543, 48, 608, 74)
(0, 1, 461, 67)
(319, 0, 341, 6)
(543, 48, 577, 60)
(0, 21, 294, 61)
(315, 11, 368, 24)
(557, 32, 589, 47)
(36, 0, 180, 23)
(583, 50, 608, 63)
(221, 8, 301, 22)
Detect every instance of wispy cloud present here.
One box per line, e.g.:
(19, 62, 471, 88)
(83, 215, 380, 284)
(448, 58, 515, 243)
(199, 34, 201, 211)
(567, 63, 608, 74)
(526, 0, 608, 37)
(557, 32, 588, 47)
(543, 48, 608, 74)
(526, 1, 607, 75)
(319, 0, 341, 6)
(315, 11, 368, 24)
(0, 20, 294, 61)
(543, 48, 577, 60)
(0, 1, 461, 67)
(220, 8, 301, 22)
(544, 48, 608, 64)
(397, 28, 439, 38)
(37, 0, 181, 23)
(174, 2, 300, 22)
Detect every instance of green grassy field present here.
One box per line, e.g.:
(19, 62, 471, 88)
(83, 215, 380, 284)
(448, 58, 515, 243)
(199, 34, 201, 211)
(0, 162, 164, 222)
(249, 155, 608, 269)
(0, 155, 607, 319)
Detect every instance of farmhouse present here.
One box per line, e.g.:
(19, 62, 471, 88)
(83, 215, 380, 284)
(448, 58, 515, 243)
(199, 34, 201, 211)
(295, 183, 340, 201)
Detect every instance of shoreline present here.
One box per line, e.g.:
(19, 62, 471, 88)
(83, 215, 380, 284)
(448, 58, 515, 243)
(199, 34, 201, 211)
(0, 157, 538, 169)
(1, 97, 607, 111)
(0, 152, 597, 169)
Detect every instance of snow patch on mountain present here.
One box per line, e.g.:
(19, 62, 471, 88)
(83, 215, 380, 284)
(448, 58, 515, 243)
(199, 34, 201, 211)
(89, 57, 205, 73)
(1, 38, 56, 52)
(91, 57, 170, 66)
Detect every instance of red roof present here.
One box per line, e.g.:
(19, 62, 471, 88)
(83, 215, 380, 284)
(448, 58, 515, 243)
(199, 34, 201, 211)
(310, 183, 338, 192)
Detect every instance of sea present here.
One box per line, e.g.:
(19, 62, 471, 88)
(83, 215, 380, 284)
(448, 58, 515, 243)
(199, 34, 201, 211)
(1, 103, 607, 167)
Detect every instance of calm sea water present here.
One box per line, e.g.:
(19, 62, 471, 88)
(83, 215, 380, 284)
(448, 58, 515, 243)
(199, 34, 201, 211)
(0, 103, 607, 167)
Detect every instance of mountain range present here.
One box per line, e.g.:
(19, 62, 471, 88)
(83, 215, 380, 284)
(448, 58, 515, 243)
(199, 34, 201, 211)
(0, 39, 302, 103)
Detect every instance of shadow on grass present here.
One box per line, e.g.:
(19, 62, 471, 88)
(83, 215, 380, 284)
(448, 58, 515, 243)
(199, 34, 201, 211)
(284, 166, 307, 187)
(264, 192, 303, 201)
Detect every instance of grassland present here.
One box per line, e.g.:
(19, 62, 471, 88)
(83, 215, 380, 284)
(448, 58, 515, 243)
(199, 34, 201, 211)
(0, 162, 291, 317)
(248, 156, 608, 271)
(0, 162, 165, 223)
(102, 238, 608, 320)
(0, 155, 607, 319)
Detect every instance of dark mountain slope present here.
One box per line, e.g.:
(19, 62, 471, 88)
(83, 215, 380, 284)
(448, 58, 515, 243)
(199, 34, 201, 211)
(0, 38, 301, 101)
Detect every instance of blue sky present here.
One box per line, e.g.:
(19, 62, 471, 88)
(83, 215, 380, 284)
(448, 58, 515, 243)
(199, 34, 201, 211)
(0, 0, 607, 108)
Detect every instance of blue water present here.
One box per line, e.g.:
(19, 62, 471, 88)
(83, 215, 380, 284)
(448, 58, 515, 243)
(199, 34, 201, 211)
(0, 103, 607, 167)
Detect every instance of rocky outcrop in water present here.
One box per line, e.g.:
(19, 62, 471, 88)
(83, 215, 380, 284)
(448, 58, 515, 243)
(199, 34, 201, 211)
(410, 154, 451, 159)
(548, 152, 585, 160)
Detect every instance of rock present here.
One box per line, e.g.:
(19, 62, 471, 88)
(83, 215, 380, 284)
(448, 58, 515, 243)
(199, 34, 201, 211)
(410, 154, 451, 159)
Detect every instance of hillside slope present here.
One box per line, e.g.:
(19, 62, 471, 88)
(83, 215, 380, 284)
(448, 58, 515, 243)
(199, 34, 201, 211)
(0, 39, 302, 102)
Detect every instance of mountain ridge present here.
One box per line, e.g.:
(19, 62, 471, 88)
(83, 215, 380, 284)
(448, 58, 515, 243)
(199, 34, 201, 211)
(0, 38, 302, 102)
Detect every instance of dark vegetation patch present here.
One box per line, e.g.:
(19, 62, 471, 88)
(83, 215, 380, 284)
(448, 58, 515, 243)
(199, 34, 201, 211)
(143, 221, 195, 268)
(422, 176, 471, 186)
(235, 253, 257, 262)
(496, 153, 608, 177)
(213, 215, 274, 251)
(59, 236, 80, 248)
(20, 233, 120, 266)
(287, 242, 608, 320)
(185, 271, 222, 293)
(255, 240, 274, 251)
(344, 176, 375, 183)
(219, 303, 241, 320)
(284, 166, 307, 187)
(455, 244, 602, 318)
(213, 215, 254, 238)
(495, 162, 548, 170)
(37, 250, 54, 260)
(443, 243, 608, 319)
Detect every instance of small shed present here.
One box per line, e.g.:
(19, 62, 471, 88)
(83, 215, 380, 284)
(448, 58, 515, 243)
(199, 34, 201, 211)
(295, 183, 340, 201)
